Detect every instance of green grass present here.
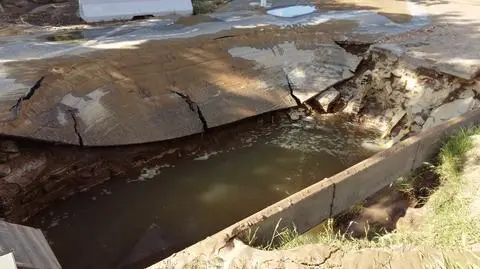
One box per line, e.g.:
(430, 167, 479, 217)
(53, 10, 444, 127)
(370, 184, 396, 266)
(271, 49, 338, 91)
(268, 127, 480, 251)
(192, 0, 229, 14)
(436, 127, 480, 181)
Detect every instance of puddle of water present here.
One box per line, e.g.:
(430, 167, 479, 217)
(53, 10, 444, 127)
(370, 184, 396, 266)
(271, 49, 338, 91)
(267, 5, 317, 18)
(28, 114, 375, 269)
(228, 42, 315, 69)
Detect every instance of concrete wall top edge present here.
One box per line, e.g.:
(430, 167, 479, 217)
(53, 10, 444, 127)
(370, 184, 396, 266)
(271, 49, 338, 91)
(153, 108, 480, 268)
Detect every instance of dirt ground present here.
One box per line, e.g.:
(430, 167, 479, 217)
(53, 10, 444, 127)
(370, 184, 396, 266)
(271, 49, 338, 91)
(0, 0, 83, 26)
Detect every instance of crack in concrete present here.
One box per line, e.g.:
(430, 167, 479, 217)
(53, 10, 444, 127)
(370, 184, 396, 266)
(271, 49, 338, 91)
(284, 73, 301, 106)
(10, 76, 45, 118)
(333, 40, 372, 56)
(68, 110, 84, 146)
(329, 182, 336, 218)
(411, 142, 422, 171)
(300, 247, 341, 267)
(214, 35, 236, 40)
(171, 90, 208, 131)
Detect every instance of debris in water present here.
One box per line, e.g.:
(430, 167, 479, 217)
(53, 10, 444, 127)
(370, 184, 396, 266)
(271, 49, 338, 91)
(267, 5, 316, 18)
(194, 151, 219, 161)
(101, 189, 112, 196)
(361, 140, 393, 152)
(289, 111, 300, 121)
(129, 165, 165, 182)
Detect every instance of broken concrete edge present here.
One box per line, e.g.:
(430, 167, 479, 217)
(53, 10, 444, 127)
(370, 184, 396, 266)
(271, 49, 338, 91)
(370, 44, 479, 81)
(0, 253, 16, 269)
(151, 108, 480, 269)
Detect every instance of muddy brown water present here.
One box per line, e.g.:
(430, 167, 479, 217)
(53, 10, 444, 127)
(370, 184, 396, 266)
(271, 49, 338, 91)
(27, 113, 376, 269)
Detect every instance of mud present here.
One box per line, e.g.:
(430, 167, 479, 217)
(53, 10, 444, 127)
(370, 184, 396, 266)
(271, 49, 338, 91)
(0, 0, 82, 26)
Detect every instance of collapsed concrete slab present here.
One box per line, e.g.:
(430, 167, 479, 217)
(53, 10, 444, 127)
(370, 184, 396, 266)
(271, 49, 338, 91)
(374, 26, 480, 80)
(78, 0, 193, 23)
(284, 44, 361, 103)
(0, 34, 360, 146)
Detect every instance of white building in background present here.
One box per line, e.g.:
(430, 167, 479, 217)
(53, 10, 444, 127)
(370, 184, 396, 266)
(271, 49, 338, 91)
(78, 0, 193, 23)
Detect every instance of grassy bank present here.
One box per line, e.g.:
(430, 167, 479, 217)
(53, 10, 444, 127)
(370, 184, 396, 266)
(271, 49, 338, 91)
(192, 0, 229, 14)
(265, 127, 480, 251)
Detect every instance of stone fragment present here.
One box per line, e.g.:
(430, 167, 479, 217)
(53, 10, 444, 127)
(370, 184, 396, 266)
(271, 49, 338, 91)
(315, 88, 340, 112)
(410, 124, 422, 133)
(0, 164, 11, 177)
(423, 97, 477, 131)
(0, 141, 19, 154)
(3, 154, 47, 187)
(459, 89, 476, 99)
(343, 71, 373, 114)
(288, 110, 300, 120)
(414, 116, 425, 125)
(381, 109, 406, 138)
(0, 153, 8, 164)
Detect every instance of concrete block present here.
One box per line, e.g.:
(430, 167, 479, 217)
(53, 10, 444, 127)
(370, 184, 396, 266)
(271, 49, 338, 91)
(249, 180, 334, 243)
(0, 253, 17, 269)
(330, 141, 417, 216)
(79, 0, 193, 23)
(0, 221, 61, 269)
(413, 110, 480, 168)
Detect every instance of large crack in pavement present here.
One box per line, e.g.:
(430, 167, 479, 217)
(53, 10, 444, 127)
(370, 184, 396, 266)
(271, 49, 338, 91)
(171, 90, 208, 131)
(284, 72, 302, 106)
(299, 247, 342, 267)
(67, 110, 84, 146)
(9, 76, 45, 119)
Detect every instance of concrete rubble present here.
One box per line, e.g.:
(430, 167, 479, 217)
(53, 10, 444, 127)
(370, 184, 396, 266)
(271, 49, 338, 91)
(334, 46, 480, 143)
(315, 87, 340, 112)
(423, 97, 479, 130)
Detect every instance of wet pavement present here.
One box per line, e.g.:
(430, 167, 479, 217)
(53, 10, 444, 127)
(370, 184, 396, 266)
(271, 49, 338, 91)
(0, 1, 428, 146)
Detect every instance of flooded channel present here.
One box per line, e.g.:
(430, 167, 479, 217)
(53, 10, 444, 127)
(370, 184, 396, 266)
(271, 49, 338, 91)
(28, 113, 377, 269)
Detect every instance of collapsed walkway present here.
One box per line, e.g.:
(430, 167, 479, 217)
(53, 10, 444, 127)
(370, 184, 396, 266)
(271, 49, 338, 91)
(1, 0, 480, 268)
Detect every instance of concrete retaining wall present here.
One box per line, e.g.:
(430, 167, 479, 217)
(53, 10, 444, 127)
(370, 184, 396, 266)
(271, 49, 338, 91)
(152, 109, 480, 268)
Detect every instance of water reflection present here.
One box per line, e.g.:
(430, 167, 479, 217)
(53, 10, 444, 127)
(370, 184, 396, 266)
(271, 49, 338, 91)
(29, 114, 376, 269)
